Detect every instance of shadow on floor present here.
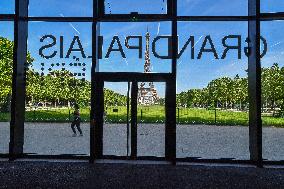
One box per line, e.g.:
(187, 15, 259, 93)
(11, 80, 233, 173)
(0, 161, 283, 189)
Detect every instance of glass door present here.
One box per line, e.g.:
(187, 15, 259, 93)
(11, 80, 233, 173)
(93, 78, 174, 161)
(102, 82, 131, 157)
(136, 81, 166, 157)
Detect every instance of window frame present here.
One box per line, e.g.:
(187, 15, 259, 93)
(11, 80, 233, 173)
(0, 0, 282, 166)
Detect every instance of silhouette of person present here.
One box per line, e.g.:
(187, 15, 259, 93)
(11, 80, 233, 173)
(71, 104, 83, 137)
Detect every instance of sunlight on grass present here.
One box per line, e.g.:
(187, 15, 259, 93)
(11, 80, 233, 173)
(0, 106, 281, 127)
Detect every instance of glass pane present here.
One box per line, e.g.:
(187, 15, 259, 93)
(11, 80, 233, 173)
(137, 82, 165, 157)
(0, 22, 13, 154)
(28, 0, 93, 17)
(24, 22, 92, 155)
(105, 0, 167, 14)
(0, 0, 14, 14)
(261, 0, 284, 13)
(99, 22, 171, 73)
(103, 82, 129, 156)
(178, 0, 248, 16)
(176, 21, 249, 160)
(261, 21, 284, 161)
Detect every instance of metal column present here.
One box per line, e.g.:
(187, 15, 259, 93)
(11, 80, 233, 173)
(165, 0, 177, 163)
(130, 82, 138, 159)
(92, 79, 104, 160)
(9, 0, 29, 159)
(248, 0, 262, 167)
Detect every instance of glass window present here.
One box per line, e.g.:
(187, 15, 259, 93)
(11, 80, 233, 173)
(24, 22, 92, 155)
(105, 0, 167, 14)
(178, 0, 248, 16)
(261, 0, 284, 13)
(28, 0, 93, 17)
(176, 21, 249, 160)
(99, 22, 172, 73)
(137, 82, 165, 157)
(0, 0, 14, 14)
(0, 22, 13, 154)
(261, 21, 284, 161)
(103, 82, 129, 156)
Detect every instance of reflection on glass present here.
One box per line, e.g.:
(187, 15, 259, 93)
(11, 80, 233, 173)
(99, 22, 171, 73)
(103, 82, 129, 156)
(176, 22, 249, 160)
(137, 82, 165, 157)
(177, 0, 247, 16)
(261, 0, 284, 13)
(261, 21, 284, 161)
(28, 0, 92, 17)
(103, 81, 166, 157)
(105, 0, 167, 14)
(0, 22, 13, 153)
(0, 0, 14, 14)
(24, 22, 92, 155)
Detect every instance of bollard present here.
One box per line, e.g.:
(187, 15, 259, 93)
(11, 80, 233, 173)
(69, 110, 71, 121)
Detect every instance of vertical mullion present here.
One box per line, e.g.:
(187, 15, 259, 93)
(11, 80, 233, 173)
(165, 0, 177, 164)
(172, 0, 177, 75)
(90, 0, 96, 163)
(126, 82, 130, 157)
(90, 20, 96, 162)
(130, 82, 138, 159)
(90, 0, 101, 163)
(93, 80, 104, 160)
(167, 0, 173, 16)
(9, 0, 28, 160)
(248, 0, 262, 167)
(98, 0, 105, 17)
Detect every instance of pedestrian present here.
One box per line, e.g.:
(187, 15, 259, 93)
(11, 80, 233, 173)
(71, 104, 83, 137)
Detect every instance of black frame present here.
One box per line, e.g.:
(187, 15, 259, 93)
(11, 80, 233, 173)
(0, 0, 283, 167)
(102, 0, 170, 16)
(93, 76, 172, 162)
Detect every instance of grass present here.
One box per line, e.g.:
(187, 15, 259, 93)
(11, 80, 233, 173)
(0, 106, 284, 127)
(177, 108, 249, 126)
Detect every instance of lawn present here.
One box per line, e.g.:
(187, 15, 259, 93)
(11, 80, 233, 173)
(0, 106, 284, 127)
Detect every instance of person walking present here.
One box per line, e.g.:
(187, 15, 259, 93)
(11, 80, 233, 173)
(71, 104, 83, 137)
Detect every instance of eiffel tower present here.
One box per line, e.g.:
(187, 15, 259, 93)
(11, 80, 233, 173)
(138, 29, 159, 105)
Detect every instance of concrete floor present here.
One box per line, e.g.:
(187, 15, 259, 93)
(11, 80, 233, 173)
(0, 161, 283, 189)
(0, 123, 283, 160)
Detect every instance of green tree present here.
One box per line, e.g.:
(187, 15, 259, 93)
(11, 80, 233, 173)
(0, 37, 33, 111)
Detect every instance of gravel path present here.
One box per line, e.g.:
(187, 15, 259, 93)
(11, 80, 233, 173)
(0, 123, 283, 160)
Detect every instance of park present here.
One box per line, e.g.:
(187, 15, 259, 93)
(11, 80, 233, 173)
(1, 1, 284, 188)
(0, 105, 281, 127)
(1, 35, 284, 161)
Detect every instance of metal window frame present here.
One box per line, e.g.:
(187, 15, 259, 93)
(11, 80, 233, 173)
(101, 0, 170, 16)
(0, 0, 282, 166)
(92, 74, 174, 162)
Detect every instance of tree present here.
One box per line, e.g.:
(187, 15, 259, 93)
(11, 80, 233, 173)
(261, 63, 284, 114)
(232, 74, 248, 110)
(0, 37, 33, 111)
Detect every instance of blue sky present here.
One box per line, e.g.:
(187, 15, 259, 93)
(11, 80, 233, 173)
(1, 1, 284, 95)
(1, 0, 284, 15)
